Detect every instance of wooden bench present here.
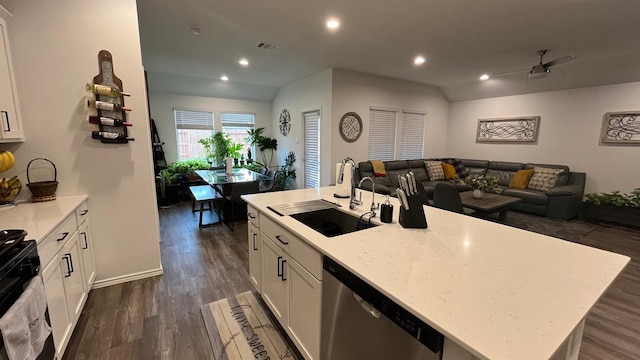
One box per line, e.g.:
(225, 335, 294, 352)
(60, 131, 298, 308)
(189, 185, 223, 228)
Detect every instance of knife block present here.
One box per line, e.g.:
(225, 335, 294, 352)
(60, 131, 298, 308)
(399, 195, 428, 229)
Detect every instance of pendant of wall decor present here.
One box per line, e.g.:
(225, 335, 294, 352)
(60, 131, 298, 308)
(339, 112, 362, 143)
(279, 108, 291, 136)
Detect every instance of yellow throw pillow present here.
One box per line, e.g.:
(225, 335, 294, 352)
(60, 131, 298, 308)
(442, 163, 459, 180)
(509, 169, 535, 189)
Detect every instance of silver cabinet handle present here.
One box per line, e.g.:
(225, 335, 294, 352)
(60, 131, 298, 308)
(352, 293, 380, 318)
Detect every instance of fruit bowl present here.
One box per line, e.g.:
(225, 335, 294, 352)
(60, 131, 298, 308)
(0, 177, 22, 204)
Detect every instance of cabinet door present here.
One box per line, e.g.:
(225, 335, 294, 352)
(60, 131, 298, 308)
(0, 18, 23, 142)
(78, 220, 96, 290)
(260, 236, 287, 324)
(42, 256, 72, 358)
(248, 223, 261, 292)
(287, 258, 322, 360)
(62, 233, 87, 323)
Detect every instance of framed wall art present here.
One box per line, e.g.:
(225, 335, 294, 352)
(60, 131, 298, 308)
(476, 116, 540, 143)
(339, 112, 362, 142)
(600, 111, 640, 145)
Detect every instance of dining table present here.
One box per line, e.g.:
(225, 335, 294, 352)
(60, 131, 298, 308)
(195, 168, 269, 222)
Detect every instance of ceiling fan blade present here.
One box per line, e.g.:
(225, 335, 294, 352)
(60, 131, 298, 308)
(542, 55, 576, 68)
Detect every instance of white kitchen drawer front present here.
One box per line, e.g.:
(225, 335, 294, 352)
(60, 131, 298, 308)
(261, 215, 322, 280)
(247, 205, 259, 227)
(39, 214, 78, 267)
(75, 201, 89, 225)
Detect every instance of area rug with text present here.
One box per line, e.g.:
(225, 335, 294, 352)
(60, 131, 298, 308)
(201, 290, 298, 360)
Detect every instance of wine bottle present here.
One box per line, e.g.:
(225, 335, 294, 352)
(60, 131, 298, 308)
(86, 83, 130, 97)
(88, 116, 132, 127)
(92, 131, 135, 141)
(86, 99, 131, 112)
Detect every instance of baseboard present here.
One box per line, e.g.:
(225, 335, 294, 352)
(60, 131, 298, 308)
(91, 267, 164, 289)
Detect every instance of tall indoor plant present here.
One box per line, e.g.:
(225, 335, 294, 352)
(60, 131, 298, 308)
(246, 127, 278, 168)
(199, 132, 242, 166)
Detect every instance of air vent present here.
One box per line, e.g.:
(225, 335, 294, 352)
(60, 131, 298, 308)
(256, 42, 279, 50)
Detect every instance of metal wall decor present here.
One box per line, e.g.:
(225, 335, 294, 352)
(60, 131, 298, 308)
(279, 108, 291, 136)
(600, 111, 640, 145)
(339, 112, 362, 143)
(476, 116, 540, 143)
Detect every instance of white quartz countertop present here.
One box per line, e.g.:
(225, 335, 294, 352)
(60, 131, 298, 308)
(243, 187, 629, 360)
(0, 196, 88, 244)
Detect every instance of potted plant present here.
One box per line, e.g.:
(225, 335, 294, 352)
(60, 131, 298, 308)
(274, 151, 297, 191)
(582, 188, 640, 227)
(156, 169, 181, 206)
(465, 174, 498, 199)
(245, 127, 278, 168)
(166, 159, 210, 181)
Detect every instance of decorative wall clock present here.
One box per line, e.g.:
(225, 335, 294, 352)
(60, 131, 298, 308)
(279, 108, 291, 136)
(339, 112, 362, 143)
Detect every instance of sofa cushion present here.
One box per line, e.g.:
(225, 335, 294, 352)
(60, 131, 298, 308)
(528, 167, 564, 191)
(503, 188, 549, 205)
(442, 163, 459, 179)
(357, 161, 393, 187)
(439, 158, 469, 178)
(425, 161, 445, 180)
(509, 169, 535, 189)
(460, 159, 488, 177)
(486, 161, 525, 187)
(525, 163, 570, 186)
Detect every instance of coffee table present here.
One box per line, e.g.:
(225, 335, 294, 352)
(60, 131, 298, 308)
(459, 191, 521, 221)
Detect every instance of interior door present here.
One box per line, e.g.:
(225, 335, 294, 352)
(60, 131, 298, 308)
(303, 111, 321, 188)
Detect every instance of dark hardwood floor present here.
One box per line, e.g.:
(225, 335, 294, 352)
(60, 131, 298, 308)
(64, 201, 640, 359)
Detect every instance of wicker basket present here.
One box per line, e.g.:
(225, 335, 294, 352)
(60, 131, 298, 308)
(27, 158, 58, 202)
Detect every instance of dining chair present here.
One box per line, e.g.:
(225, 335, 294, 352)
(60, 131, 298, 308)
(225, 180, 259, 231)
(259, 170, 277, 192)
(433, 183, 476, 215)
(259, 167, 267, 175)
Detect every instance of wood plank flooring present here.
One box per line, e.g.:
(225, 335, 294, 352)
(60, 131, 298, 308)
(64, 201, 640, 359)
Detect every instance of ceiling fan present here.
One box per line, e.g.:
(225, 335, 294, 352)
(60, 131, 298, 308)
(527, 49, 576, 79)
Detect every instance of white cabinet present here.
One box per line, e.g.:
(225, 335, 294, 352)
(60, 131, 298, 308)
(258, 215, 322, 360)
(0, 15, 23, 142)
(38, 199, 94, 359)
(248, 222, 261, 291)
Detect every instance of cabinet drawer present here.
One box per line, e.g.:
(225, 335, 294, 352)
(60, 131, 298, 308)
(247, 205, 259, 227)
(75, 201, 89, 225)
(261, 215, 322, 280)
(38, 214, 77, 267)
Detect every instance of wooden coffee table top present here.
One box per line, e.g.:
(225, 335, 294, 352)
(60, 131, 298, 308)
(459, 191, 521, 212)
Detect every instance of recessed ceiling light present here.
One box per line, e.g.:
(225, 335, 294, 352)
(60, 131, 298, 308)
(479, 74, 490, 81)
(220, 75, 229, 81)
(189, 27, 200, 35)
(239, 58, 249, 66)
(326, 18, 340, 29)
(414, 56, 426, 65)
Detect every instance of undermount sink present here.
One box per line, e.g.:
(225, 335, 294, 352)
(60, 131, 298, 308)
(290, 207, 378, 237)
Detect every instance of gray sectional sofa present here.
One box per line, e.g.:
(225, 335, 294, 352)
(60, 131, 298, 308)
(355, 159, 586, 220)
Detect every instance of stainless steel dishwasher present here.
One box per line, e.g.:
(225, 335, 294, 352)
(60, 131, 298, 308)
(321, 257, 443, 360)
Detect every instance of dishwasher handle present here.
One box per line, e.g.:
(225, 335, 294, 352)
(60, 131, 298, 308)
(352, 292, 380, 318)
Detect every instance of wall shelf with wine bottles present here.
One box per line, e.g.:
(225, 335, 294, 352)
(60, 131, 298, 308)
(87, 50, 134, 143)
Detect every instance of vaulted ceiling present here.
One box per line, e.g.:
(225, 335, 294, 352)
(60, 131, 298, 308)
(137, 0, 640, 102)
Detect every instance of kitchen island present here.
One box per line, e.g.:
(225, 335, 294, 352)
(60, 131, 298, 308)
(243, 187, 629, 360)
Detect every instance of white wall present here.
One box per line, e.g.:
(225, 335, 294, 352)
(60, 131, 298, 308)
(272, 70, 332, 189)
(331, 69, 450, 179)
(149, 92, 272, 164)
(0, 0, 162, 283)
(448, 81, 640, 194)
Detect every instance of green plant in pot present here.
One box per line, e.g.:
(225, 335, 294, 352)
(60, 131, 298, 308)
(167, 158, 210, 178)
(583, 188, 640, 227)
(199, 132, 241, 166)
(274, 151, 297, 191)
(245, 127, 278, 168)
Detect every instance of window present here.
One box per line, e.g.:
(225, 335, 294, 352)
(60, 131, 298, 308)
(367, 107, 425, 161)
(174, 109, 214, 160)
(303, 111, 321, 189)
(221, 112, 255, 158)
(368, 108, 397, 161)
(399, 110, 425, 160)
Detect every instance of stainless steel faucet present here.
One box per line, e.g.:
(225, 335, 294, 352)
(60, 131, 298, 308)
(358, 176, 379, 217)
(338, 157, 361, 210)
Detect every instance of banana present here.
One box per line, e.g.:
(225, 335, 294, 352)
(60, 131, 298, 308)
(0, 152, 7, 172)
(0, 153, 4, 173)
(4, 151, 14, 171)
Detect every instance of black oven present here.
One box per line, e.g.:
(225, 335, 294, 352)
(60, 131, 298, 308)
(0, 231, 56, 360)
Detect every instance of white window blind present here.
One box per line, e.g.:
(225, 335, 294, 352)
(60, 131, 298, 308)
(304, 111, 321, 189)
(368, 108, 397, 161)
(221, 112, 255, 157)
(174, 109, 214, 130)
(400, 111, 425, 160)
